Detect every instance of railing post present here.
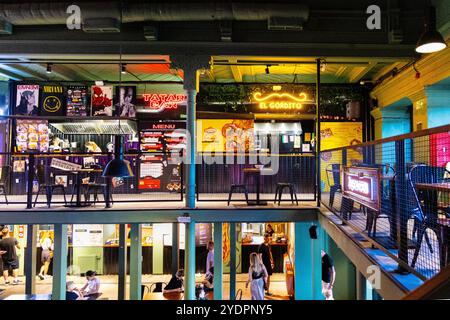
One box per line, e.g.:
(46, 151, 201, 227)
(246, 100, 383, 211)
(229, 223, 236, 300)
(26, 154, 35, 209)
(213, 222, 223, 300)
(52, 224, 68, 300)
(118, 224, 127, 300)
(394, 140, 409, 271)
(184, 219, 196, 300)
(24, 224, 38, 295)
(342, 148, 347, 167)
(129, 223, 142, 300)
(105, 152, 112, 208)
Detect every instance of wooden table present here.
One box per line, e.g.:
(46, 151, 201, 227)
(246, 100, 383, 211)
(243, 168, 273, 206)
(143, 292, 184, 300)
(415, 183, 450, 193)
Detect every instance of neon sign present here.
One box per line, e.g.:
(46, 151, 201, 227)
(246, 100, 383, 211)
(142, 94, 187, 112)
(342, 166, 380, 211)
(253, 92, 310, 111)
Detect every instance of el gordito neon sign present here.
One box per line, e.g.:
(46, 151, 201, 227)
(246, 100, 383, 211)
(142, 94, 187, 112)
(253, 92, 311, 111)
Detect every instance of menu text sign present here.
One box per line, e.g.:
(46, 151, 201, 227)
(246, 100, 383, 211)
(342, 166, 381, 212)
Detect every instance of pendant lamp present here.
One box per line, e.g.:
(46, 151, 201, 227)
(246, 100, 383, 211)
(416, 6, 447, 54)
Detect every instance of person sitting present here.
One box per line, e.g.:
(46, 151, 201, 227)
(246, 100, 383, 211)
(80, 270, 100, 296)
(66, 281, 83, 300)
(163, 269, 184, 293)
(202, 266, 214, 290)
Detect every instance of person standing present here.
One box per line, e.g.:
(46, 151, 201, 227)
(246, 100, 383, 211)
(246, 252, 268, 300)
(321, 250, 336, 300)
(205, 241, 214, 277)
(38, 232, 54, 280)
(0, 226, 21, 285)
(258, 233, 274, 296)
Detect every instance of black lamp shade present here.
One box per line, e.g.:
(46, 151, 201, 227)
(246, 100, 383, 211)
(102, 135, 134, 178)
(415, 6, 447, 53)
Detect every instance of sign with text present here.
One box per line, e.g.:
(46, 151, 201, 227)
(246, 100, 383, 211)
(142, 94, 187, 113)
(252, 92, 314, 112)
(50, 158, 82, 171)
(342, 166, 381, 212)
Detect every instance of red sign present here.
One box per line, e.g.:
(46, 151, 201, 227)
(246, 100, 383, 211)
(139, 178, 161, 190)
(342, 166, 381, 212)
(142, 94, 187, 112)
(18, 225, 25, 238)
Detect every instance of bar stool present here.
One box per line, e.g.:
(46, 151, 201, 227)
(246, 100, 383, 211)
(227, 184, 249, 206)
(274, 182, 298, 205)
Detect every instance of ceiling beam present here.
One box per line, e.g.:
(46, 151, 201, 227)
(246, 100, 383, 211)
(59, 64, 101, 81)
(0, 64, 46, 80)
(348, 62, 378, 83)
(371, 62, 408, 82)
(229, 59, 242, 82)
(334, 66, 347, 78)
(0, 66, 22, 81)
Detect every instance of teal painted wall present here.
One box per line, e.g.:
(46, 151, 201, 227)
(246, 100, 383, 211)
(328, 238, 357, 300)
(426, 84, 450, 128)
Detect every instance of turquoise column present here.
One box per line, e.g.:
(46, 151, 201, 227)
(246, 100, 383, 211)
(229, 223, 236, 300)
(25, 224, 38, 295)
(129, 223, 142, 300)
(312, 223, 327, 300)
(294, 222, 312, 300)
(213, 223, 223, 300)
(52, 224, 68, 300)
(184, 220, 196, 300)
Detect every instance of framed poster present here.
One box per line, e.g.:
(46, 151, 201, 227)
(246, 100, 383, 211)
(115, 86, 136, 118)
(72, 224, 104, 247)
(66, 86, 88, 116)
(91, 85, 113, 116)
(40, 85, 65, 116)
(54, 175, 68, 187)
(15, 120, 49, 152)
(15, 84, 39, 116)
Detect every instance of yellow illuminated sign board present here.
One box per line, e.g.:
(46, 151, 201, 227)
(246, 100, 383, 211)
(253, 92, 311, 111)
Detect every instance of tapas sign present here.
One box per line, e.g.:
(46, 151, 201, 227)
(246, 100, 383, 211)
(342, 166, 381, 212)
(142, 94, 187, 112)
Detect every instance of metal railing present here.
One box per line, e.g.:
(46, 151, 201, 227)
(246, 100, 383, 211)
(320, 124, 450, 280)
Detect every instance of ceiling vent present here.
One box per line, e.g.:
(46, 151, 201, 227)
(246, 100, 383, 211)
(83, 18, 121, 33)
(144, 25, 158, 41)
(268, 17, 304, 31)
(0, 20, 12, 35)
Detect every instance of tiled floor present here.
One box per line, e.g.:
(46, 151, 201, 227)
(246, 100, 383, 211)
(0, 273, 289, 300)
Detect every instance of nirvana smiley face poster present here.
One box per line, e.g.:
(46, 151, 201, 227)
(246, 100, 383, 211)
(40, 85, 65, 116)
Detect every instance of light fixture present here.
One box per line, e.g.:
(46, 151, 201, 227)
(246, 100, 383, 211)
(265, 65, 270, 74)
(320, 59, 327, 72)
(416, 6, 447, 53)
(272, 85, 282, 91)
(120, 64, 127, 74)
(46, 63, 52, 74)
(102, 135, 134, 178)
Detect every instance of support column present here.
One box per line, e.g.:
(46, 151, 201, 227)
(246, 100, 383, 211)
(312, 223, 327, 300)
(395, 140, 408, 271)
(316, 58, 321, 207)
(184, 220, 196, 300)
(118, 224, 127, 300)
(213, 223, 223, 300)
(129, 223, 142, 300)
(356, 271, 367, 300)
(294, 222, 314, 300)
(229, 223, 236, 300)
(172, 223, 179, 276)
(25, 224, 38, 295)
(171, 55, 211, 209)
(52, 224, 68, 300)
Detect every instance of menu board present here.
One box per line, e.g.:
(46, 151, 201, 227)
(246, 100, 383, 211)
(197, 119, 254, 153)
(15, 119, 49, 152)
(66, 86, 88, 116)
(91, 85, 113, 116)
(40, 85, 65, 116)
(139, 121, 186, 191)
(72, 224, 104, 247)
(195, 223, 212, 246)
(15, 84, 39, 116)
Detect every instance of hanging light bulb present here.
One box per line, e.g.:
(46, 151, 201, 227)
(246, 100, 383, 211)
(120, 63, 127, 74)
(416, 6, 447, 53)
(46, 63, 52, 74)
(265, 65, 270, 74)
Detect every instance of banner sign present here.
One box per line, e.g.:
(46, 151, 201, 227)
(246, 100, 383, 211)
(342, 166, 381, 212)
(50, 158, 82, 171)
(142, 94, 187, 112)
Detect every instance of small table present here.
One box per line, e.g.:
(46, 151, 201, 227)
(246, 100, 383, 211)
(243, 167, 273, 206)
(144, 292, 183, 300)
(64, 168, 94, 208)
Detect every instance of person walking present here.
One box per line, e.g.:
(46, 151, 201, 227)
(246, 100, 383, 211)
(321, 250, 336, 300)
(0, 226, 21, 285)
(205, 241, 214, 277)
(258, 233, 274, 296)
(38, 232, 54, 280)
(246, 252, 268, 300)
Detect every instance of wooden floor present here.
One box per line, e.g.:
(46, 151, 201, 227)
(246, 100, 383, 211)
(0, 273, 290, 300)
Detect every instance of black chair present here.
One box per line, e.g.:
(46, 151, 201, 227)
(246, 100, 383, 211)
(408, 164, 446, 268)
(33, 164, 67, 208)
(81, 166, 113, 206)
(0, 165, 11, 205)
(274, 182, 298, 205)
(141, 285, 150, 299)
(326, 164, 342, 208)
(227, 184, 249, 205)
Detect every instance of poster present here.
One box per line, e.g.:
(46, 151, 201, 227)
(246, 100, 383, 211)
(197, 119, 254, 153)
(115, 86, 136, 118)
(66, 86, 88, 116)
(16, 119, 49, 152)
(13, 160, 25, 172)
(91, 85, 113, 116)
(15, 84, 39, 116)
(54, 175, 68, 187)
(319, 122, 363, 192)
(72, 224, 104, 247)
(40, 85, 65, 116)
